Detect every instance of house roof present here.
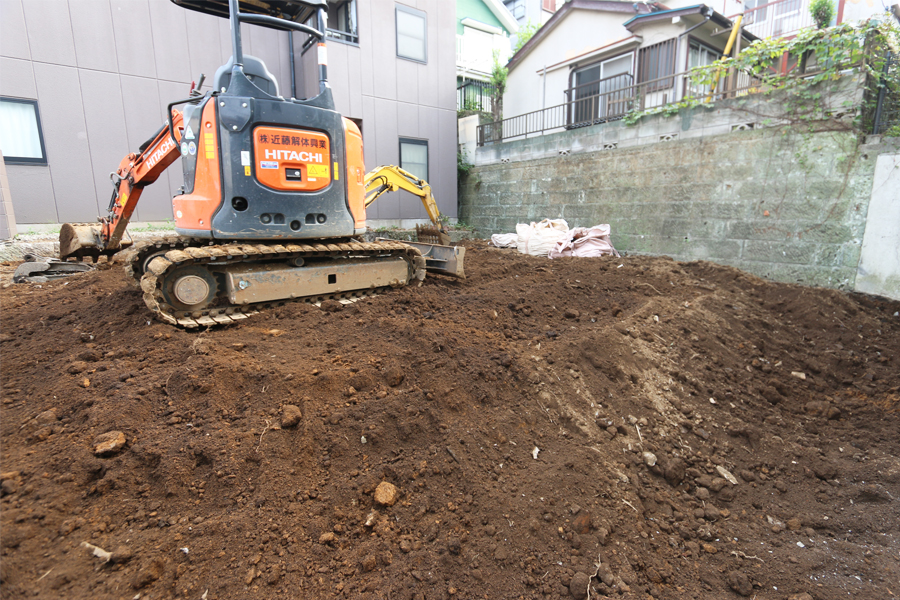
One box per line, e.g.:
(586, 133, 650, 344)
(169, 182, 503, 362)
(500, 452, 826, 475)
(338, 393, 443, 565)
(623, 4, 758, 42)
(483, 0, 520, 33)
(507, 0, 660, 72)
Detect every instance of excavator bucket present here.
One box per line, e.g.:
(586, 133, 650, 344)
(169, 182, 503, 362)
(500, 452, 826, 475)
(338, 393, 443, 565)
(415, 223, 451, 246)
(382, 239, 465, 279)
(59, 223, 132, 262)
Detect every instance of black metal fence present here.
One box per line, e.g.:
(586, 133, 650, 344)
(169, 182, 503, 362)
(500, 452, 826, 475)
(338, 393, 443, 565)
(873, 52, 899, 135)
(477, 68, 756, 145)
(457, 81, 497, 114)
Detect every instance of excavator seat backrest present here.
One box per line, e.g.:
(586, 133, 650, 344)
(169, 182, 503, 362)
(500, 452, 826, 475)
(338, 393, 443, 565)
(214, 55, 281, 98)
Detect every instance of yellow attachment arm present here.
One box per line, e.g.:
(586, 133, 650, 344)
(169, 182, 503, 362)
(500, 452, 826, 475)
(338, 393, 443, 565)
(364, 165, 444, 231)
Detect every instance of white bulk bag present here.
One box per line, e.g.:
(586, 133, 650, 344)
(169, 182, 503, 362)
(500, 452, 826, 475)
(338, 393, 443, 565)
(516, 219, 569, 257)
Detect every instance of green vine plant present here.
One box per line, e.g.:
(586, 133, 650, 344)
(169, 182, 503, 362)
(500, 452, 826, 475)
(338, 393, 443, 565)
(622, 18, 900, 132)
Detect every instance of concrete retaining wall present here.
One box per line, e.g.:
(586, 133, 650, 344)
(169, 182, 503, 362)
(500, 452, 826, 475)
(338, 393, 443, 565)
(460, 122, 900, 291)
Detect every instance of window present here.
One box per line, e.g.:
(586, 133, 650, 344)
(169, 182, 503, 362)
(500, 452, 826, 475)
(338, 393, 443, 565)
(744, 0, 768, 24)
(686, 40, 721, 96)
(396, 5, 426, 63)
(399, 138, 428, 181)
(327, 0, 358, 44)
(503, 0, 525, 22)
(542, 0, 557, 12)
(570, 53, 634, 123)
(688, 40, 720, 69)
(637, 39, 677, 91)
(0, 98, 47, 165)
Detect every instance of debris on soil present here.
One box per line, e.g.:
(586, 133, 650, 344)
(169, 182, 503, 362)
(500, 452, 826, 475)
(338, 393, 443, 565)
(1, 239, 899, 600)
(13, 256, 94, 283)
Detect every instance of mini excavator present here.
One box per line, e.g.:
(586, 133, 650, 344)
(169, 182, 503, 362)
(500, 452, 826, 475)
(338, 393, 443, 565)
(59, 0, 464, 328)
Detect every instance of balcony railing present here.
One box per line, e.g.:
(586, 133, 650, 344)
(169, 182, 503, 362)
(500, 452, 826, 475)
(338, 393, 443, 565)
(730, 0, 814, 40)
(458, 81, 498, 113)
(477, 68, 758, 145)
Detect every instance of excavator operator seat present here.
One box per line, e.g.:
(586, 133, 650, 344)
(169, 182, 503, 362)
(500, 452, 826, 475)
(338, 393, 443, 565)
(214, 55, 281, 98)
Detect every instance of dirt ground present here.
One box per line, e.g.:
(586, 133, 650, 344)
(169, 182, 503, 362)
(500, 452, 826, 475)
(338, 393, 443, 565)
(1, 240, 898, 600)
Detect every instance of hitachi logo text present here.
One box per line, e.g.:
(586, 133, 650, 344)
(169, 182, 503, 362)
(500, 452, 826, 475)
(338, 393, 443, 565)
(264, 149, 322, 162)
(147, 137, 175, 168)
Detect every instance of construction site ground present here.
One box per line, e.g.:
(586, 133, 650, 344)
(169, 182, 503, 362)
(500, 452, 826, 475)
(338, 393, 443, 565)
(1, 239, 898, 600)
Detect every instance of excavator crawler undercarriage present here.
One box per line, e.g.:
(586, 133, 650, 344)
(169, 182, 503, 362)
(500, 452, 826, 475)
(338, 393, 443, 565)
(126, 238, 426, 328)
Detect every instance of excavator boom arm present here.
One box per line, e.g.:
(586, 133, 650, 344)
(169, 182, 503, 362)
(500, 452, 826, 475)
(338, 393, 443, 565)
(59, 111, 184, 261)
(105, 111, 185, 249)
(364, 165, 444, 232)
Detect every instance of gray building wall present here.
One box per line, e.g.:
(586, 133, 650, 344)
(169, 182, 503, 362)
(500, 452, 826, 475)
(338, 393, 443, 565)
(295, 0, 458, 222)
(0, 0, 292, 224)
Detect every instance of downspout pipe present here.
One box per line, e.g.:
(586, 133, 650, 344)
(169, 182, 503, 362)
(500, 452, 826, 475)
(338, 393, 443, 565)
(678, 6, 713, 41)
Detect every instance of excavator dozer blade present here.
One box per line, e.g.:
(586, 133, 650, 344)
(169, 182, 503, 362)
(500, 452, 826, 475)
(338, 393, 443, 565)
(384, 239, 466, 279)
(59, 223, 132, 262)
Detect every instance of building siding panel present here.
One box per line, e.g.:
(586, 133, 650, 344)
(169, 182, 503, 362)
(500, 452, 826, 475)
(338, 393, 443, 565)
(22, 0, 76, 67)
(1, 0, 32, 61)
(80, 69, 130, 222)
(32, 63, 98, 222)
(0, 57, 36, 99)
(149, 0, 192, 84)
(110, 0, 158, 79)
(5, 165, 57, 223)
(71, 0, 119, 72)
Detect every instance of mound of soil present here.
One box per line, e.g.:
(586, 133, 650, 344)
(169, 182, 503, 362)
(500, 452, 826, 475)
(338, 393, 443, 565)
(1, 240, 899, 600)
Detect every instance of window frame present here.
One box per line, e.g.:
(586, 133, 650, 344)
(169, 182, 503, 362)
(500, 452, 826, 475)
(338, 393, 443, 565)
(504, 0, 525, 20)
(326, 0, 359, 46)
(0, 97, 48, 165)
(685, 37, 722, 70)
(637, 39, 677, 92)
(398, 137, 429, 182)
(395, 4, 427, 64)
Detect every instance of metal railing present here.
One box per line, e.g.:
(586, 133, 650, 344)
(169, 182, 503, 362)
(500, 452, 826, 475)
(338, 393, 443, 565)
(730, 0, 814, 40)
(564, 73, 635, 125)
(873, 52, 899, 135)
(477, 68, 758, 145)
(458, 80, 498, 113)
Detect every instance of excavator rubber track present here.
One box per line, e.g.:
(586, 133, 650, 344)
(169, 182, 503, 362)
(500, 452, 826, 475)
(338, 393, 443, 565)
(128, 239, 426, 328)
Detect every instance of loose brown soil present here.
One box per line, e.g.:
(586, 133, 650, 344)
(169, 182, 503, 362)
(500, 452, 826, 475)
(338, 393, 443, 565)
(1, 240, 899, 600)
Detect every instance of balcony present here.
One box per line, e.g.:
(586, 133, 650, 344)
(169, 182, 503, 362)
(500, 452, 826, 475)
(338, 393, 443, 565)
(731, 0, 814, 40)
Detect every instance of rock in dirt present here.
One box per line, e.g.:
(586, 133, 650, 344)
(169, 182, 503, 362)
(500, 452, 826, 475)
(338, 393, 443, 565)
(716, 465, 739, 485)
(564, 309, 580, 319)
(374, 481, 400, 506)
(319, 299, 343, 312)
(35, 409, 58, 424)
(319, 532, 336, 545)
(662, 458, 686, 484)
(384, 367, 405, 387)
(726, 570, 753, 596)
(573, 511, 592, 534)
(361, 554, 377, 572)
(132, 560, 165, 589)
(110, 545, 133, 564)
(569, 572, 591, 599)
(280, 404, 302, 428)
(93, 431, 126, 456)
(1, 479, 20, 496)
(788, 593, 814, 600)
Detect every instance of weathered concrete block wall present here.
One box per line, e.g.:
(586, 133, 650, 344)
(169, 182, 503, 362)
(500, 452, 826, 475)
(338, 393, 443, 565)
(460, 125, 899, 289)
